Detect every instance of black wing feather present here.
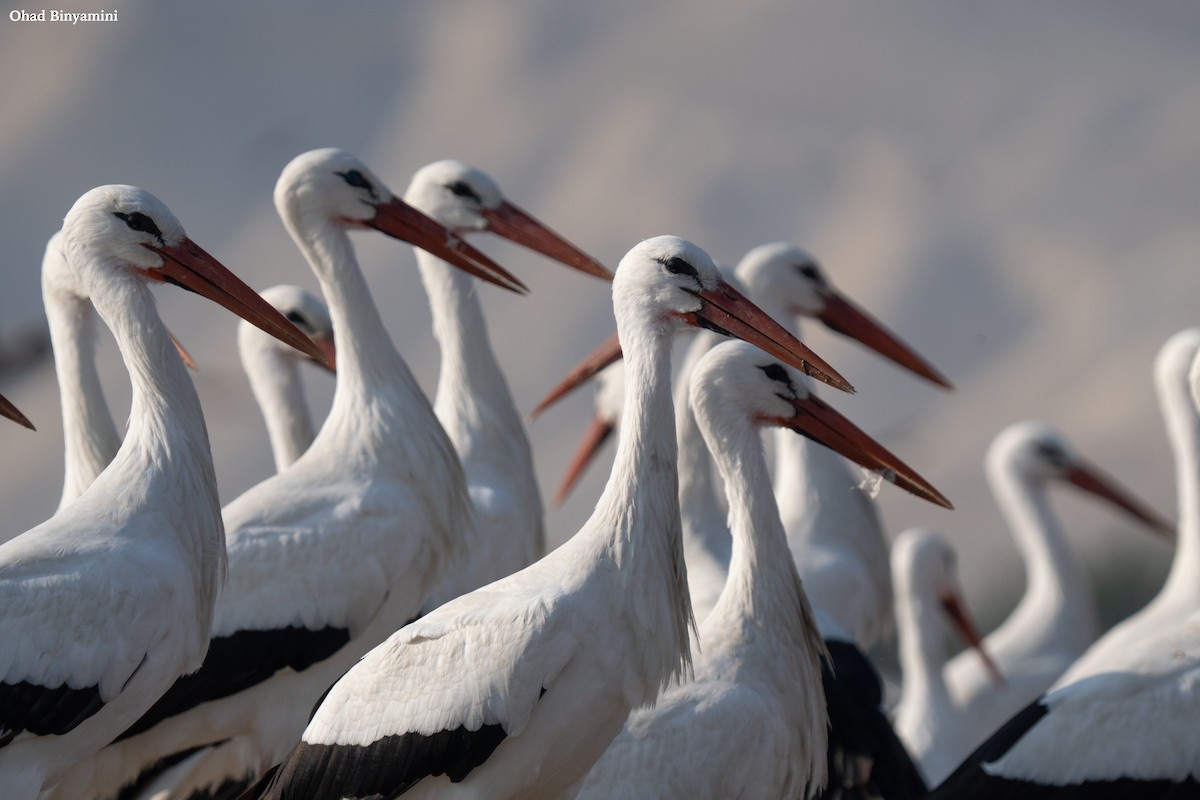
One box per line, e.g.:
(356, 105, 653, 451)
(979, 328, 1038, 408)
(817, 639, 928, 799)
(116, 625, 350, 742)
(258, 723, 508, 800)
(928, 698, 1200, 798)
(0, 679, 105, 747)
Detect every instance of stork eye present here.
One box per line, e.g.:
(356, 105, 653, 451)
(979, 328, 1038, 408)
(797, 263, 821, 281)
(447, 181, 481, 202)
(1035, 441, 1066, 464)
(760, 363, 791, 384)
(113, 212, 162, 238)
(338, 170, 374, 192)
(661, 257, 698, 278)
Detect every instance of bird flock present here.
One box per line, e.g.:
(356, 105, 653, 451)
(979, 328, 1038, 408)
(0, 146, 1196, 800)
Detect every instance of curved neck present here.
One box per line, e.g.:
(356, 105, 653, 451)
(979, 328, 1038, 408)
(895, 577, 954, 715)
(85, 272, 224, 636)
(285, 217, 434, 451)
(1160, 370, 1200, 600)
(587, 315, 692, 682)
(706, 415, 813, 644)
(415, 247, 533, 474)
(675, 330, 730, 562)
(46, 284, 121, 511)
(987, 461, 1094, 636)
(242, 347, 315, 473)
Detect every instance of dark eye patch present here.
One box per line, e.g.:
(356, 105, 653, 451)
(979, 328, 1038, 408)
(659, 256, 698, 278)
(1035, 441, 1067, 464)
(113, 211, 163, 239)
(447, 181, 481, 202)
(284, 309, 316, 334)
(797, 263, 821, 281)
(760, 363, 791, 385)
(338, 170, 374, 192)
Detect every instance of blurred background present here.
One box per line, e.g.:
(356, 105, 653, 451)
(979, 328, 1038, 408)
(1, 1, 1198, 638)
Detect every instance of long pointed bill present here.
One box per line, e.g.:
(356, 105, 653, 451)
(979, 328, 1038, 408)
(483, 202, 613, 281)
(1064, 462, 1174, 536)
(940, 591, 1004, 688)
(369, 198, 528, 294)
(311, 334, 337, 374)
(767, 394, 953, 508)
(0, 392, 34, 430)
(530, 331, 622, 419)
(552, 416, 616, 507)
(818, 292, 952, 389)
(683, 280, 854, 393)
(145, 239, 332, 370)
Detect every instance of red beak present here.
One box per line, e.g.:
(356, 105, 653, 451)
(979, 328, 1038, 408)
(552, 416, 616, 507)
(530, 331, 623, 419)
(310, 334, 337, 374)
(764, 394, 953, 509)
(817, 291, 952, 390)
(369, 197, 528, 294)
(940, 591, 1005, 688)
(167, 329, 197, 371)
(482, 201, 613, 281)
(0, 392, 34, 430)
(1064, 462, 1174, 536)
(678, 279, 853, 394)
(141, 238, 333, 370)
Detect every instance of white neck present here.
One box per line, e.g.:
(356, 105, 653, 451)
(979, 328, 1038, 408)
(46, 283, 121, 511)
(895, 575, 956, 721)
(675, 330, 731, 568)
(279, 214, 471, 563)
(415, 248, 537, 483)
(84, 269, 225, 644)
(240, 339, 315, 473)
(1157, 362, 1200, 605)
(584, 313, 693, 689)
(987, 461, 1097, 650)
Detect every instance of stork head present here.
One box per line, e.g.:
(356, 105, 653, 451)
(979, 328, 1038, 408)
(892, 528, 1004, 687)
(239, 284, 336, 372)
(736, 241, 951, 389)
(689, 340, 951, 507)
(405, 159, 612, 280)
(61, 185, 330, 368)
(987, 421, 1173, 534)
(274, 149, 525, 293)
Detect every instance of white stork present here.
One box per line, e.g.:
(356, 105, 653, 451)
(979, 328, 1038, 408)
(578, 340, 952, 799)
(1053, 328, 1200, 687)
(0, 184, 325, 800)
(237, 284, 335, 474)
(243, 235, 856, 800)
(403, 159, 611, 610)
(44, 149, 527, 800)
(925, 610, 1200, 797)
(926, 421, 1172, 782)
(892, 527, 1004, 786)
(41, 230, 121, 510)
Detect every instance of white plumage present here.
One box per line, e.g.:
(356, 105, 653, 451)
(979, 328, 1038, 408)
(249, 235, 853, 800)
(46, 149, 524, 800)
(0, 185, 321, 799)
(578, 340, 841, 800)
(237, 283, 335, 474)
(925, 421, 1171, 782)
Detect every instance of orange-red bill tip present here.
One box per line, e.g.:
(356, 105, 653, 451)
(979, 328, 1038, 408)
(530, 331, 623, 420)
(1064, 463, 1175, 536)
(818, 292, 952, 390)
(312, 335, 337, 374)
(0, 392, 34, 430)
(689, 281, 854, 394)
(370, 198, 528, 295)
(769, 393, 952, 509)
(149, 238, 332, 370)
(940, 592, 1004, 689)
(552, 416, 616, 507)
(483, 202, 614, 282)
